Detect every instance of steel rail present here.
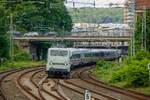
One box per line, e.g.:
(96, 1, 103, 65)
(77, 67, 150, 100)
(87, 70, 150, 100)
(17, 67, 44, 100)
(0, 69, 22, 100)
(30, 69, 67, 100)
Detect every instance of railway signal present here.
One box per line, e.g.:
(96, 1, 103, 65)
(84, 90, 91, 100)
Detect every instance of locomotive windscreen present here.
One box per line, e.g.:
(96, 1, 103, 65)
(50, 50, 68, 56)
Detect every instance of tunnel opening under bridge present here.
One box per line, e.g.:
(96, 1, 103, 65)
(28, 41, 128, 60)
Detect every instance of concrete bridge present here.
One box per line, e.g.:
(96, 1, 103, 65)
(13, 36, 131, 60)
(13, 36, 131, 42)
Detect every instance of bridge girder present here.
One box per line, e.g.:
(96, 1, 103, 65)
(13, 36, 131, 42)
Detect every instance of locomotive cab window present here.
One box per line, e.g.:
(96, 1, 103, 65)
(50, 50, 68, 56)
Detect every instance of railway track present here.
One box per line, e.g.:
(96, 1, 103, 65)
(0, 66, 43, 100)
(76, 67, 150, 100)
(30, 69, 68, 100)
(63, 67, 119, 100)
(59, 79, 113, 100)
(0, 69, 23, 100)
(0, 66, 69, 100)
(87, 72, 150, 100)
(17, 67, 68, 100)
(63, 80, 118, 100)
(0, 65, 150, 100)
(17, 67, 44, 100)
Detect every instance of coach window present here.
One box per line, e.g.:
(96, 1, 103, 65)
(100, 52, 104, 57)
(85, 53, 91, 57)
(95, 53, 99, 57)
(71, 54, 81, 59)
(105, 52, 109, 57)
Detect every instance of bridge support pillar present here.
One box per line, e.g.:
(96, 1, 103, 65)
(30, 44, 38, 60)
(14, 40, 31, 53)
(14, 40, 40, 60)
(121, 41, 125, 54)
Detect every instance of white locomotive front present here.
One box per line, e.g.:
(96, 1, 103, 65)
(46, 48, 71, 76)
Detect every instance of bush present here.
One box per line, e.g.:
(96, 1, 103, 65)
(134, 51, 150, 60)
(92, 60, 115, 81)
(111, 65, 128, 83)
(13, 44, 31, 61)
(111, 59, 149, 87)
(96, 60, 114, 69)
(14, 52, 31, 61)
(93, 51, 150, 88)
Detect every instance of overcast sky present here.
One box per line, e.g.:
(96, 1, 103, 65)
(65, 0, 126, 8)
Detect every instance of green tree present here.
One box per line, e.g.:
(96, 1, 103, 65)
(135, 15, 142, 52)
(0, 5, 9, 58)
(146, 9, 150, 51)
(135, 9, 150, 52)
(4, 0, 72, 34)
(0, 0, 73, 59)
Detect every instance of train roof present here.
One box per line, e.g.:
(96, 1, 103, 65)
(48, 48, 121, 56)
(49, 48, 91, 53)
(48, 48, 85, 51)
(48, 48, 120, 53)
(91, 49, 120, 52)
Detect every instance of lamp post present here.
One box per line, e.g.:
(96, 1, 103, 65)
(9, 13, 14, 61)
(148, 63, 150, 86)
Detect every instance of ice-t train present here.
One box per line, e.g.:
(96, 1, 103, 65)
(46, 48, 121, 77)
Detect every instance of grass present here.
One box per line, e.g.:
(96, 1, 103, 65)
(0, 60, 46, 72)
(129, 87, 150, 95)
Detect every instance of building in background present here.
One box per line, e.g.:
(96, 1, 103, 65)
(71, 23, 130, 37)
(136, 0, 150, 10)
(124, 0, 150, 23)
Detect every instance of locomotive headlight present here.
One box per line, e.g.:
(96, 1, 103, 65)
(49, 61, 53, 65)
(65, 62, 69, 66)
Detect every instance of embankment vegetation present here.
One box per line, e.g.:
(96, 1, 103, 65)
(92, 51, 150, 95)
(0, 44, 45, 71)
(0, 61, 45, 72)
